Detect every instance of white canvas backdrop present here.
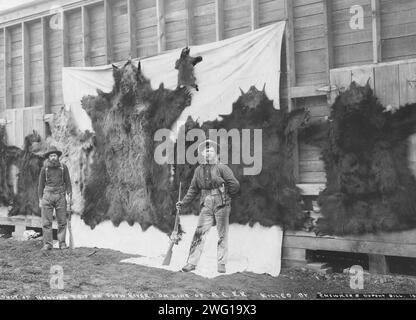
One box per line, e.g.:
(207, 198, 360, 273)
(61, 22, 286, 278)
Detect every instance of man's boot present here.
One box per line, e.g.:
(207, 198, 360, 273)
(59, 243, 68, 250)
(182, 263, 196, 272)
(218, 264, 226, 273)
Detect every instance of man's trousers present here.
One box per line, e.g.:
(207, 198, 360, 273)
(41, 192, 67, 248)
(187, 193, 230, 266)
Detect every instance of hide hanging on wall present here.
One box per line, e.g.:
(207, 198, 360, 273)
(300, 83, 416, 235)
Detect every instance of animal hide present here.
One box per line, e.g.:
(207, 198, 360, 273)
(6, 131, 45, 216)
(175, 47, 202, 91)
(81, 60, 192, 232)
(0, 125, 19, 205)
(175, 86, 310, 228)
(300, 82, 416, 235)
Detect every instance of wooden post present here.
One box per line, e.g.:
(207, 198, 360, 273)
(371, 0, 382, 63)
(22, 22, 30, 107)
(369, 254, 389, 274)
(127, 0, 137, 58)
(185, 0, 193, 46)
(215, 0, 224, 41)
(323, 0, 334, 105)
(250, 0, 259, 31)
(3, 28, 11, 110)
(156, 0, 166, 53)
(81, 6, 91, 66)
(323, 0, 334, 75)
(284, 0, 296, 112)
(104, 0, 113, 63)
(41, 17, 50, 114)
(62, 11, 69, 67)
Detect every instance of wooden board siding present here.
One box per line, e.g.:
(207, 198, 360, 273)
(111, 0, 130, 62)
(88, 3, 106, 66)
(0, 29, 4, 115)
(165, 0, 187, 50)
(135, 0, 158, 57)
(223, 0, 251, 39)
(45, 15, 63, 109)
(193, 0, 216, 45)
(67, 9, 83, 67)
(293, 0, 327, 87)
(380, 0, 416, 62)
(297, 95, 328, 184)
(259, 0, 285, 27)
(331, 0, 373, 68)
(28, 20, 43, 106)
(10, 24, 23, 109)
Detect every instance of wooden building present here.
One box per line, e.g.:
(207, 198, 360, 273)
(1, 0, 416, 272)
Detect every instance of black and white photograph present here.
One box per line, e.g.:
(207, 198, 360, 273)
(0, 0, 416, 311)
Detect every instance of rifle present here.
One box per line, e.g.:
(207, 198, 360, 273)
(67, 195, 74, 250)
(162, 182, 182, 266)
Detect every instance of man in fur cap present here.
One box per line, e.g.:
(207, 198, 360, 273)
(177, 140, 240, 273)
(38, 146, 72, 250)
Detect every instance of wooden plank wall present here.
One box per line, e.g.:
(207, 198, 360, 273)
(88, 3, 106, 66)
(380, 0, 416, 62)
(192, 0, 216, 45)
(67, 9, 83, 67)
(293, 0, 327, 87)
(135, 0, 158, 57)
(165, 0, 187, 50)
(111, 0, 130, 61)
(332, 0, 373, 67)
(0, 29, 4, 117)
(28, 20, 43, 106)
(224, 0, 251, 39)
(45, 15, 64, 112)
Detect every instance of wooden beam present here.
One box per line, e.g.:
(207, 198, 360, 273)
(215, 0, 224, 41)
(371, 0, 382, 63)
(156, 0, 166, 53)
(284, 0, 296, 112)
(22, 22, 30, 107)
(3, 28, 11, 110)
(81, 6, 90, 66)
(104, 0, 113, 63)
(62, 11, 69, 67)
(41, 17, 50, 113)
(185, 0, 193, 46)
(250, 0, 259, 31)
(369, 254, 389, 274)
(127, 0, 137, 58)
(322, 0, 334, 73)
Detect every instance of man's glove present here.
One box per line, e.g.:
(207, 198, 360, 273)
(176, 201, 183, 211)
(38, 198, 42, 208)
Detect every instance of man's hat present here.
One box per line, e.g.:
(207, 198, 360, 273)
(43, 146, 62, 158)
(198, 139, 219, 154)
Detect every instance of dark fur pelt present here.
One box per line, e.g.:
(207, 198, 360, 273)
(175, 47, 202, 91)
(300, 82, 416, 235)
(81, 60, 192, 231)
(8, 131, 44, 216)
(0, 125, 17, 205)
(175, 86, 310, 229)
(0, 128, 45, 216)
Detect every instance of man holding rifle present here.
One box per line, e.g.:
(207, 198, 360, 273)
(176, 140, 240, 274)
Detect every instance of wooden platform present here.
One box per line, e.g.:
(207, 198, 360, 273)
(282, 229, 416, 274)
(0, 207, 57, 240)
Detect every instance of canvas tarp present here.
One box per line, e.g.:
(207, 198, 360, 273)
(60, 22, 286, 277)
(62, 21, 286, 134)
